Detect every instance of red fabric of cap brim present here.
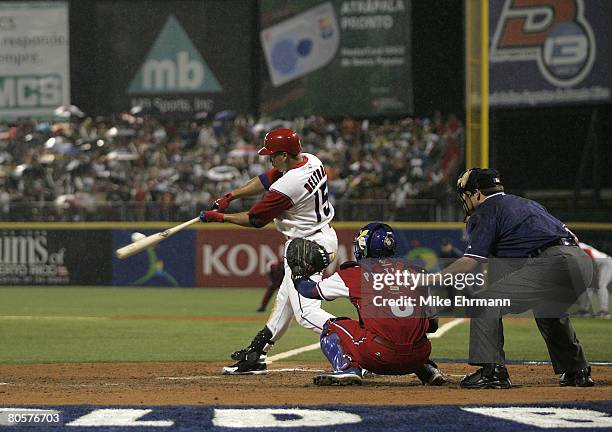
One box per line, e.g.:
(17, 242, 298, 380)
(258, 147, 274, 155)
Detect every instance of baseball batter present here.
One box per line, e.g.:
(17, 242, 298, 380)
(199, 128, 337, 374)
(290, 223, 449, 386)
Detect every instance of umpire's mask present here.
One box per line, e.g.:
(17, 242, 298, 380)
(456, 168, 504, 222)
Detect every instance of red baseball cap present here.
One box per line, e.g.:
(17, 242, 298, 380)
(258, 128, 302, 156)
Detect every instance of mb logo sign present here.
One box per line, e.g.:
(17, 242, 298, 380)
(140, 52, 205, 91)
(128, 15, 222, 94)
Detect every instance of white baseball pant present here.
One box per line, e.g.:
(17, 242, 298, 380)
(265, 224, 338, 342)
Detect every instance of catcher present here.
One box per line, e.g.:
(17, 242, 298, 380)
(288, 223, 449, 386)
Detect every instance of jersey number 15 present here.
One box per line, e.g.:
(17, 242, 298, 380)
(314, 181, 331, 223)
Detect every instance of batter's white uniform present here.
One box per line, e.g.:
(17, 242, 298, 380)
(579, 242, 612, 314)
(262, 153, 337, 341)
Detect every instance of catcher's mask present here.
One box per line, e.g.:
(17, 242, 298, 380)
(456, 168, 504, 221)
(354, 222, 396, 261)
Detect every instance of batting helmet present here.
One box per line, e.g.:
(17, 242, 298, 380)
(353, 222, 396, 261)
(258, 128, 302, 156)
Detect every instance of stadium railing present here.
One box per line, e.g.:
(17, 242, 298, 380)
(1, 199, 459, 223)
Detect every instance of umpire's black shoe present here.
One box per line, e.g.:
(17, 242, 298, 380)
(559, 366, 594, 387)
(460, 364, 512, 389)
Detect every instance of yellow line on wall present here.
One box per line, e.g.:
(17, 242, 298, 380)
(0, 221, 610, 231)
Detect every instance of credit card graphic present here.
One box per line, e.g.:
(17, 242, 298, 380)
(260, 2, 340, 87)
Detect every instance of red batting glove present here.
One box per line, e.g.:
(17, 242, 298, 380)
(199, 210, 225, 223)
(212, 192, 234, 212)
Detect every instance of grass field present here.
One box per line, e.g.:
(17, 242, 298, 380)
(0, 287, 610, 365)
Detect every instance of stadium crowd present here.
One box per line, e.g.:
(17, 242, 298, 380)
(0, 109, 463, 221)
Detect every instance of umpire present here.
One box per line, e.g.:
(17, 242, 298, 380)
(440, 168, 594, 389)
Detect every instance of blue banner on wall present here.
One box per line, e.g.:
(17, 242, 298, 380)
(112, 230, 195, 287)
(395, 229, 465, 272)
(490, 0, 612, 107)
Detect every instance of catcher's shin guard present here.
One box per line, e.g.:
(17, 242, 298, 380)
(320, 332, 352, 371)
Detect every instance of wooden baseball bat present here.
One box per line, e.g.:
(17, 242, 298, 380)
(115, 216, 201, 259)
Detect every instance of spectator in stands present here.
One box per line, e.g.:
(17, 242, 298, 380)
(0, 112, 463, 221)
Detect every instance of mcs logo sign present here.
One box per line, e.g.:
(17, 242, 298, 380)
(128, 15, 222, 94)
(491, 0, 595, 87)
(0, 75, 62, 108)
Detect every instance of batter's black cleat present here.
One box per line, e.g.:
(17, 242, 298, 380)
(225, 326, 274, 375)
(460, 364, 512, 389)
(230, 326, 274, 362)
(559, 366, 594, 387)
(223, 353, 268, 375)
(313, 368, 363, 386)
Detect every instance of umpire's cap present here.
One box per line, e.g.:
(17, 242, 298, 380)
(456, 168, 504, 196)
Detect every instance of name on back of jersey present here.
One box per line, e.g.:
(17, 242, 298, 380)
(303, 165, 327, 194)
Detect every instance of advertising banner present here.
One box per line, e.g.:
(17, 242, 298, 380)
(490, 0, 612, 107)
(194, 227, 464, 288)
(0, 2, 70, 119)
(112, 229, 195, 287)
(95, 1, 254, 116)
(195, 229, 286, 288)
(259, 0, 412, 117)
(0, 229, 111, 285)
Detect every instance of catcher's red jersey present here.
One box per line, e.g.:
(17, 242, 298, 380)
(316, 263, 429, 346)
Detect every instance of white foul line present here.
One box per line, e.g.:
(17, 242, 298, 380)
(267, 343, 321, 363)
(267, 318, 466, 363)
(429, 318, 466, 339)
(0, 315, 109, 321)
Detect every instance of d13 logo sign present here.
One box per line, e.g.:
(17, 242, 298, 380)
(491, 0, 595, 87)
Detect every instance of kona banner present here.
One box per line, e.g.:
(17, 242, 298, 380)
(0, 2, 70, 119)
(490, 0, 612, 107)
(194, 227, 464, 288)
(259, 0, 413, 117)
(95, 1, 254, 116)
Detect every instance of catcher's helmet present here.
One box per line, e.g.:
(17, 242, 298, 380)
(258, 128, 302, 156)
(354, 222, 396, 261)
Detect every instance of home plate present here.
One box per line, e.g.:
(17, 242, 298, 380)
(267, 368, 325, 373)
(157, 376, 223, 380)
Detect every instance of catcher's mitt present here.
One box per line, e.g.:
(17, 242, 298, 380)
(286, 238, 331, 279)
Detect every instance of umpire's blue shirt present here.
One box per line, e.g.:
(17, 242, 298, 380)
(464, 193, 570, 259)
